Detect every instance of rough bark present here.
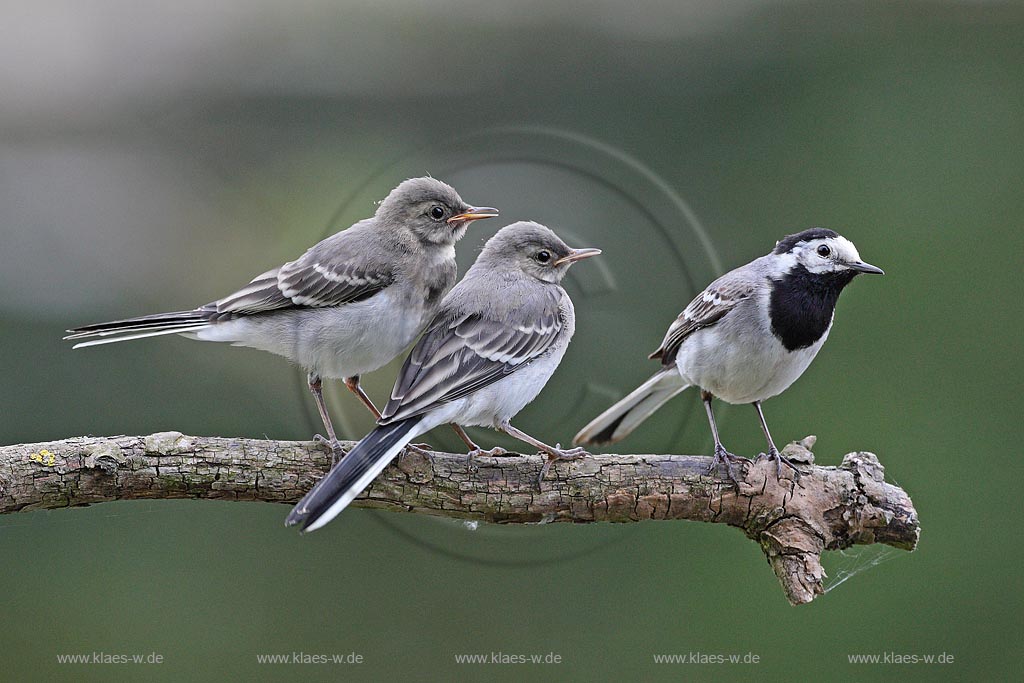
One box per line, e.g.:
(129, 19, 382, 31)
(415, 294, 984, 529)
(1, 432, 917, 605)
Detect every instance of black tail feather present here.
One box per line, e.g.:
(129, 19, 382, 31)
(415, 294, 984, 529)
(65, 310, 206, 337)
(286, 418, 420, 532)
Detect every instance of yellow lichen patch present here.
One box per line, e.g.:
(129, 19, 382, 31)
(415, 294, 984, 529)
(29, 449, 56, 466)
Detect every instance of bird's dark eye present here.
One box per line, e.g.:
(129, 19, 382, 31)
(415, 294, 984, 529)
(536, 250, 551, 263)
(816, 244, 831, 258)
(429, 206, 445, 220)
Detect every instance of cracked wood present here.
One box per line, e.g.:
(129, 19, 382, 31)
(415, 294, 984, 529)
(0, 432, 918, 605)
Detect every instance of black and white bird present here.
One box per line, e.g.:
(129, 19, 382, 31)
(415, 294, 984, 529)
(286, 221, 601, 532)
(64, 178, 498, 454)
(573, 228, 883, 478)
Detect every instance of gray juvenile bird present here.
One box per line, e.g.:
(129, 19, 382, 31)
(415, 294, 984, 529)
(573, 228, 883, 479)
(64, 178, 497, 455)
(286, 221, 601, 532)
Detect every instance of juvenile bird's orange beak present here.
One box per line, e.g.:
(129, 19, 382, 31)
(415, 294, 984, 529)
(448, 207, 499, 224)
(553, 247, 602, 266)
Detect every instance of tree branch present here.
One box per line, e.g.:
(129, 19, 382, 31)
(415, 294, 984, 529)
(1, 432, 917, 604)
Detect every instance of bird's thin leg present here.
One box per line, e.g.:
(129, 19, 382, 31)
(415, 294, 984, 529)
(752, 401, 800, 480)
(498, 421, 588, 488)
(450, 424, 507, 461)
(702, 390, 749, 485)
(342, 375, 382, 419)
(341, 374, 433, 461)
(403, 424, 508, 464)
(308, 373, 343, 464)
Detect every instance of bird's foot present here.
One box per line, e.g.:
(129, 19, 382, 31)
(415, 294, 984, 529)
(312, 434, 345, 465)
(760, 446, 802, 482)
(403, 442, 435, 461)
(708, 445, 750, 487)
(467, 445, 507, 466)
(467, 445, 509, 458)
(463, 446, 511, 474)
(537, 445, 589, 488)
(547, 444, 589, 462)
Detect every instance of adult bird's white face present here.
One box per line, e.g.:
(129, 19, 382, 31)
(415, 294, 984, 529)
(789, 235, 884, 276)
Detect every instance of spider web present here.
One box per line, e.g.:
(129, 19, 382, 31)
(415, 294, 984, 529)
(822, 544, 902, 594)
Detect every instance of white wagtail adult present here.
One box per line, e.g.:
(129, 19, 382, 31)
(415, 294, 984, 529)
(574, 227, 883, 480)
(64, 178, 498, 456)
(285, 221, 601, 532)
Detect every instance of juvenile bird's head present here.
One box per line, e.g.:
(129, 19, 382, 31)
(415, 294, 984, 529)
(773, 227, 884, 279)
(477, 221, 601, 283)
(376, 177, 498, 247)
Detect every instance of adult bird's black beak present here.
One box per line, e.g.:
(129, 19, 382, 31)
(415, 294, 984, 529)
(448, 207, 499, 224)
(848, 260, 885, 275)
(554, 247, 602, 266)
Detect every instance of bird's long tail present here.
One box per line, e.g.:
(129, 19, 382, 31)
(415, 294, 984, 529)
(63, 311, 210, 348)
(573, 368, 688, 446)
(285, 418, 423, 532)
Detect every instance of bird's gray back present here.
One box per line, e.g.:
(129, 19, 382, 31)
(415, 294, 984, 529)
(651, 256, 769, 365)
(379, 266, 574, 425)
(195, 216, 459, 378)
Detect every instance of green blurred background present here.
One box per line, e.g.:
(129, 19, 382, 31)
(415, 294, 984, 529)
(2, 1, 1022, 681)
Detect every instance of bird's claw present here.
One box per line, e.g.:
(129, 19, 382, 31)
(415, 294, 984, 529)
(467, 446, 509, 459)
(708, 445, 750, 487)
(536, 446, 591, 488)
(312, 433, 345, 465)
(465, 445, 508, 472)
(402, 443, 435, 464)
(550, 444, 588, 460)
(762, 447, 802, 482)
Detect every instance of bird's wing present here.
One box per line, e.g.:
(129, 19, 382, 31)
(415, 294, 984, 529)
(207, 230, 395, 319)
(649, 273, 756, 364)
(379, 289, 565, 423)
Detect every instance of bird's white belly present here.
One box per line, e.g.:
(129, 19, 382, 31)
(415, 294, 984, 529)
(194, 289, 430, 379)
(421, 347, 568, 432)
(675, 318, 829, 405)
